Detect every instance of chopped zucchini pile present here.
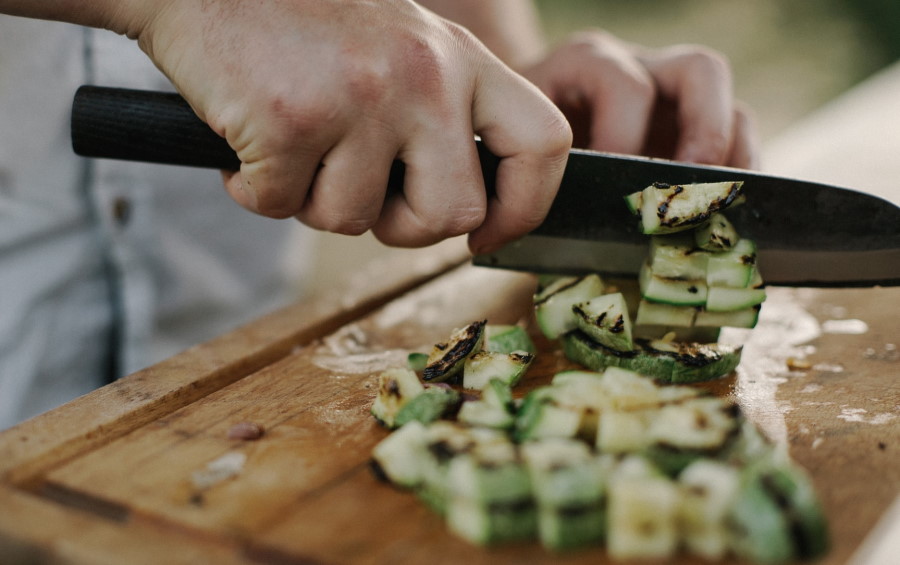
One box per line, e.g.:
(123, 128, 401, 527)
(370, 366, 828, 562)
(536, 181, 765, 382)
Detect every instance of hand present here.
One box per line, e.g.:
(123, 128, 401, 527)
(123, 0, 571, 253)
(521, 30, 758, 168)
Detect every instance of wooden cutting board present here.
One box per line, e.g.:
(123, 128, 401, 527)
(0, 243, 897, 565)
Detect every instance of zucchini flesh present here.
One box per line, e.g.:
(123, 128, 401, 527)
(706, 238, 758, 288)
(694, 212, 739, 251)
(648, 233, 710, 279)
(484, 324, 536, 354)
(640, 262, 708, 306)
(706, 286, 767, 312)
(462, 350, 533, 390)
(572, 292, 634, 352)
(370, 368, 425, 428)
(607, 474, 679, 559)
(634, 299, 696, 327)
(534, 275, 605, 339)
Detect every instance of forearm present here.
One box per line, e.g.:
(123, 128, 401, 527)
(418, 0, 546, 71)
(0, 0, 149, 37)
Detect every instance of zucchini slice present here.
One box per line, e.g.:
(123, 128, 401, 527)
(457, 379, 516, 430)
(573, 292, 634, 352)
(514, 388, 583, 442)
(370, 421, 429, 488)
(640, 262, 708, 306)
(534, 274, 605, 339)
(706, 238, 758, 288)
(634, 299, 696, 328)
(623, 190, 643, 215)
(521, 439, 607, 549)
(694, 212, 739, 251)
(484, 324, 536, 354)
(445, 441, 537, 545)
(607, 470, 680, 560)
(706, 286, 767, 312)
(678, 460, 741, 560)
(423, 320, 486, 382)
(370, 368, 425, 428)
(694, 305, 761, 328)
(638, 181, 744, 235)
(463, 350, 534, 390)
(648, 233, 710, 280)
(394, 386, 461, 428)
(562, 330, 742, 383)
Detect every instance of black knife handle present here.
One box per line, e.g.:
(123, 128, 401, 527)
(72, 86, 241, 170)
(71, 86, 501, 192)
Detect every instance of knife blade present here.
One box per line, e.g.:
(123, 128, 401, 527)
(71, 86, 900, 287)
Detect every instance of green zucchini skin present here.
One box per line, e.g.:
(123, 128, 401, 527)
(561, 330, 742, 383)
(394, 386, 461, 428)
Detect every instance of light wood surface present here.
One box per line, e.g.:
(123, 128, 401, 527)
(1, 252, 897, 564)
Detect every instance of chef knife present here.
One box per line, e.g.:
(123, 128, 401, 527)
(71, 86, 900, 287)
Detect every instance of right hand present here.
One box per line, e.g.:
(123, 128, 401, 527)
(118, 0, 572, 253)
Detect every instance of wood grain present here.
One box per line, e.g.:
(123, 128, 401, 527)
(1, 256, 897, 564)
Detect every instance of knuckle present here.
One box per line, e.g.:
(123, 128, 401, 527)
(677, 45, 732, 81)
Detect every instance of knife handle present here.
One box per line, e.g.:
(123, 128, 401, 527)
(71, 85, 500, 191)
(72, 86, 241, 170)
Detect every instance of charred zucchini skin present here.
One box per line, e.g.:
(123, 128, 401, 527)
(423, 320, 486, 382)
(561, 330, 741, 383)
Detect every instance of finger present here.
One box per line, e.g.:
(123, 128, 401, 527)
(217, 113, 330, 219)
(641, 46, 734, 165)
(370, 121, 487, 248)
(295, 128, 399, 236)
(726, 102, 760, 169)
(576, 37, 656, 154)
(467, 65, 571, 255)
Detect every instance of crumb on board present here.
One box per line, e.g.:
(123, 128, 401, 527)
(786, 357, 812, 371)
(227, 421, 265, 441)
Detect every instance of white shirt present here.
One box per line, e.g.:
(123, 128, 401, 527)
(0, 17, 304, 428)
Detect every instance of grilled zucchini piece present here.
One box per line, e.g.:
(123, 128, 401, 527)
(648, 233, 710, 279)
(607, 460, 680, 560)
(370, 368, 425, 428)
(640, 262, 708, 306)
(706, 238, 758, 288)
(462, 350, 534, 390)
(484, 324, 536, 354)
(514, 388, 582, 442)
(678, 460, 741, 560)
(638, 181, 744, 235)
(457, 378, 516, 430)
(730, 460, 830, 562)
(370, 421, 429, 488)
(694, 212, 739, 251)
(562, 330, 742, 383)
(394, 386, 461, 428)
(573, 292, 634, 353)
(423, 320, 486, 382)
(521, 439, 607, 549)
(534, 275, 605, 339)
(634, 299, 696, 327)
(445, 440, 537, 545)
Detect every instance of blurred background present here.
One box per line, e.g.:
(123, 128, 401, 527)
(292, 0, 900, 298)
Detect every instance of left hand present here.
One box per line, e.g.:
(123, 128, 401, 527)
(521, 30, 759, 169)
